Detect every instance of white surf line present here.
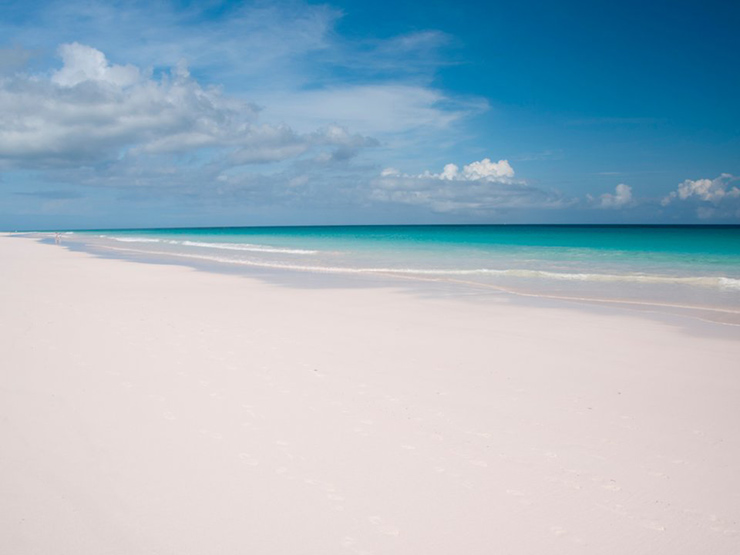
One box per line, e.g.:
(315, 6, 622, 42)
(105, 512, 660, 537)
(82, 243, 740, 325)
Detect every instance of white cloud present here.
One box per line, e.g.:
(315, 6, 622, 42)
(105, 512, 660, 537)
(0, 43, 376, 170)
(397, 158, 516, 183)
(661, 174, 739, 205)
(0, 2, 481, 142)
(256, 85, 486, 136)
(372, 158, 565, 213)
(1, 1, 339, 89)
(0, 2, 577, 224)
(459, 158, 515, 180)
(594, 183, 633, 208)
(52, 42, 141, 87)
(439, 163, 459, 180)
(0, 1, 491, 224)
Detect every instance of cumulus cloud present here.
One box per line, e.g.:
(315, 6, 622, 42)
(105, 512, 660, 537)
(385, 158, 517, 183)
(0, 43, 376, 170)
(592, 183, 633, 208)
(431, 158, 515, 181)
(661, 174, 739, 205)
(52, 42, 140, 87)
(372, 158, 565, 213)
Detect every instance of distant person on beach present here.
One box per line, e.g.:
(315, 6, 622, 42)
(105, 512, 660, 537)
(54, 233, 61, 245)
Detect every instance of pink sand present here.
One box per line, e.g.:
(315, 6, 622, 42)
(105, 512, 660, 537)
(2, 236, 739, 554)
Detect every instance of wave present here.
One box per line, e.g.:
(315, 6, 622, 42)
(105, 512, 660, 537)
(177, 240, 318, 255)
(99, 244, 740, 291)
(478, 269, 740, 290)
(102, 236, 162, 243)
(98, 235, 317, 254)
(718, 277, 740, 290)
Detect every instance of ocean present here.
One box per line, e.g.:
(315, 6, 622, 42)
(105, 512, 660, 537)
(53, 225, 740, 322)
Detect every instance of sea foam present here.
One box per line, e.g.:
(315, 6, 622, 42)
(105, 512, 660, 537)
(99, 243, 740, 291)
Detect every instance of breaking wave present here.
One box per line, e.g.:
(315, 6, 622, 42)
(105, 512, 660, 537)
(178, 240, 317, 255)
(100, 236, 317, 254)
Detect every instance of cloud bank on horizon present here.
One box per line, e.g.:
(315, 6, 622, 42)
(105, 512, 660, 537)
(0, 0, 738, 228)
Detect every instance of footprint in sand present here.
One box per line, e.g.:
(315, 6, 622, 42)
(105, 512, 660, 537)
(238, 453, 259, 466)
(506, 489, 532, 505)
(199, 429, 222, 441)
(368, 516, 400, 537)
(163, 411, 176, 421)
(706, 515, 737, 535)
(550, 526, 567, 537)
(642, 521, 665, 532)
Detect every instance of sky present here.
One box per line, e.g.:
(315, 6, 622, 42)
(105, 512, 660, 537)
(0, 0, 738, 229)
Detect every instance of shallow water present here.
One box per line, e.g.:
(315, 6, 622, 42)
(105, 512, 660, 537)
(51, 225, 740, 320)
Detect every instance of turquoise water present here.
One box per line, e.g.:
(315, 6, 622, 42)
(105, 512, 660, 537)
(61, 225, 740, 315)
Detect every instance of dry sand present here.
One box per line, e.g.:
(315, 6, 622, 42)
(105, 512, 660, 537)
(1, 236, 739, 554)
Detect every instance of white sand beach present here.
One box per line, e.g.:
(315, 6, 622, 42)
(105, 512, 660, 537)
(2, 235, 739, 554)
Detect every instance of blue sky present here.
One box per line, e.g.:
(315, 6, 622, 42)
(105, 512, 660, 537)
(0, 0, 738, 229)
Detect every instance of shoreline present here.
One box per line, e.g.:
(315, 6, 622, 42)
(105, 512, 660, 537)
(2, 236, 739, 554)
(35, 231, 740, 330)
